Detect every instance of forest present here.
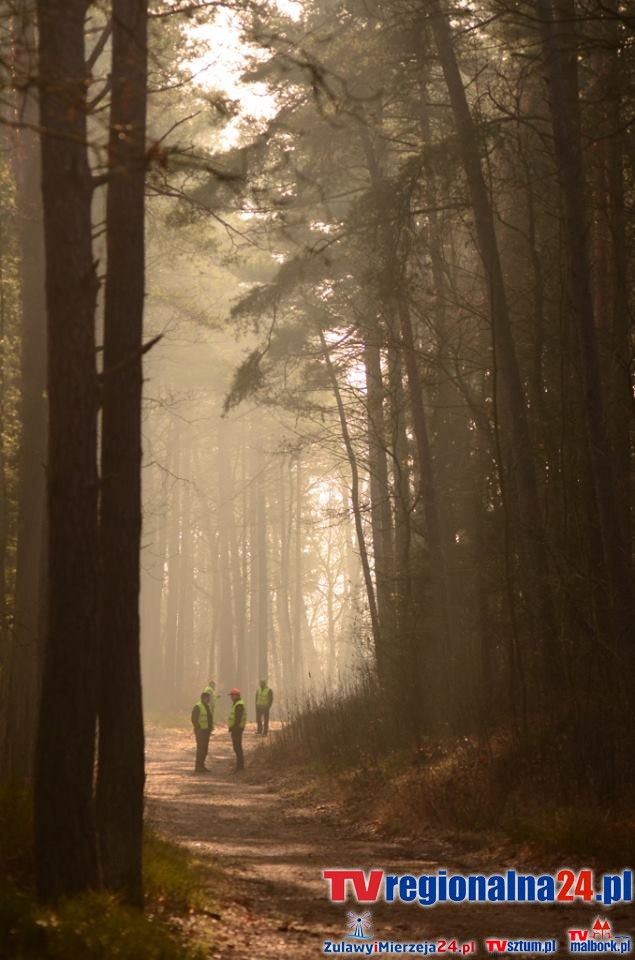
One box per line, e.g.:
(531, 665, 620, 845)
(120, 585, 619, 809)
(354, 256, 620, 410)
(0, 0, 633, 956)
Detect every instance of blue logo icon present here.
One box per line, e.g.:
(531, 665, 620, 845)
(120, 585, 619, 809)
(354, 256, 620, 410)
(346, 910, 373, 940)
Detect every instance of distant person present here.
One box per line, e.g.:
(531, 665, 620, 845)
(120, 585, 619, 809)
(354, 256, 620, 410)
(204, 679, 220, 731)
(191, 691, 213, 773)
(228, 688, 246, 772)
(255, 679, 273, 736)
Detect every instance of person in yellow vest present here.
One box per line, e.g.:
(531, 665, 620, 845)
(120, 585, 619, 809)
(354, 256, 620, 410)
(228, 688, 246, 771)
(203, 679, 220, 731)
(191, 691, 212, 773)
(255, 679, 274, 736)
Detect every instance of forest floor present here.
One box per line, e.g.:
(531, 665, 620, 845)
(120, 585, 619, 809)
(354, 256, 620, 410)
(145, 724, 632, 959)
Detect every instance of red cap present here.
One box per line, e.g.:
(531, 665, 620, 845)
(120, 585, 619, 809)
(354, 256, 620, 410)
(229, 687, 241, 697)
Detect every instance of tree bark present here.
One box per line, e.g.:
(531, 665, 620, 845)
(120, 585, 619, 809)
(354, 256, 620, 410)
(1, 8, 47, 784)
(219, 417, 236, 687)
(363, 333, 395, 665)
(276, 456, 294, 688)
(427, 0, 561, 685)
(34, 0, 100, 902)
(163, 425, 181, 703)
(318, 328, 381, 663)
(96, 0, 148, 906)
(536, 0, 633, 697)
(175, 451, 192, 698)
(228, 432, 247, 688)
(254, 426, 269, 682)
(292, 452, 305, 689)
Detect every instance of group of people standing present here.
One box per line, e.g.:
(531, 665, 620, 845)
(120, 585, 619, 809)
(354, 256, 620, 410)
(190, 679, 274, 773)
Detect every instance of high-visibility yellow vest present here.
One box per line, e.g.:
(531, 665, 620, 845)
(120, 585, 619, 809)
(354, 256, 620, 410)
(196, 702, 210, 730)
(256, 686, 271, 707)
(228, 698, 246, 730)
(204, 686, 217, 710)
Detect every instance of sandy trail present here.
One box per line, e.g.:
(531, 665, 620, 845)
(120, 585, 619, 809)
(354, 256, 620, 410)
(145, 724, 631, 958)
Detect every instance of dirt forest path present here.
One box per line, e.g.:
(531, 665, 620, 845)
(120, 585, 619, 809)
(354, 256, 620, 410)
(145, 725, 630, 959)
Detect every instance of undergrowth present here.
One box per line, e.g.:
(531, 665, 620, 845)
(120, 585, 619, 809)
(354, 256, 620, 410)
(0, 887, 203, 960)
(144, 830, 217, 914)
(0, 787, 214, 960)
(263, 686, 635, 865)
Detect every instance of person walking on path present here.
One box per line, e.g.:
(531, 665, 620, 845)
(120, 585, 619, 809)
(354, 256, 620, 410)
(255, 679, 273, 736)
(191, 691, 213, 772)
(228, 688, 246, 772)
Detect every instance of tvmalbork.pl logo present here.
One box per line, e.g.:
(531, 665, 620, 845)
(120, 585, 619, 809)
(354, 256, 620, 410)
(568, 918, 632, 953)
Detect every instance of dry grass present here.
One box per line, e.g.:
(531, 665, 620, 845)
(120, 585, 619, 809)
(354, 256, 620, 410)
(261, 686, 635, 866)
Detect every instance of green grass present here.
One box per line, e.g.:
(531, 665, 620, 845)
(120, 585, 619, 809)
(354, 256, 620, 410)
(0, 784, 33, 883)
(0, 886, 204, 960)
(144, 830, 221, 914)
(0, 789, 216, 959)
(0, 833, 214, 960)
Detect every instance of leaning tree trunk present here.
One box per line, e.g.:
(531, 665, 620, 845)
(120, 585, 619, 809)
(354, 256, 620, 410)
(96, 0, 148, 906)
(34, 0, 100, 902)
(318, 327, 382, 670)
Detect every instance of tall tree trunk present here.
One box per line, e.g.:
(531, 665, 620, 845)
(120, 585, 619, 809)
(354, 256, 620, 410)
(218, 418, 236, 686)
(604, 23, 631, 555)
(395, 297, 450, 637)
(175, 449, 192, 699)
(427, 0, 561, 686)
(291, 451, 305, 690)
(0, 3, 47, 785)
(141, 433, 171, 709)
(163, 426, 181, 704)
(0, 217, 11, 682)
(248, 431, 259, 697)
(228, 433, 247, 688)
(318, 328, 381, 666)
(362, 124, 451, 702)
(254, 426, 269, 682)
(536, 0, 633, 699)
(386, 347, 412, 633)
(363, 332, 395, 672)
(96, 0, 148, 906)
(276, 456, 294, 689)
(208, 525, 220, 679)
(34, 0, 100, 901)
